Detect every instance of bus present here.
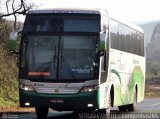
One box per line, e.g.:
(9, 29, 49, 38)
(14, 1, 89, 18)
(9, 8, 145, 118)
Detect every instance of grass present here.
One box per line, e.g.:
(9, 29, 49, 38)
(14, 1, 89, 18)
(0, 97, 18, 107)
(145, 87, 160, 98)
(145, 75, 160, 98)
(0, 44, 19, 107)
(0, 20, 27, 111)
(0, 97, 35, 112)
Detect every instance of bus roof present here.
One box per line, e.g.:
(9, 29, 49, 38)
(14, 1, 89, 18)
(28, 8, 101, 15)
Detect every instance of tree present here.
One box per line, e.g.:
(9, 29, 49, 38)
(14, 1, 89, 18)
(0, 0, 1, 10)
(0, 0, 35, 30)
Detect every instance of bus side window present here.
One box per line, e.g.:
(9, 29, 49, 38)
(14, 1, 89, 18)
(139, 33, 144, 56)
(109, 19, 119, 49)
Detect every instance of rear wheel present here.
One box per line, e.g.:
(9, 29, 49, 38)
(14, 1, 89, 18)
(118, 105, 128, 112)
(118, 89, 137, 112)
(35, 107, 49, 119)
(128, 90, 137, 111)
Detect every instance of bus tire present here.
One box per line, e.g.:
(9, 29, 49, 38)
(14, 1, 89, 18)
(98, 94, 111, 115)
(118, 89, 137, 112)
(35, 107, 49, 119)
(118, 105, 128, 112)
(128, 89, 137, 111)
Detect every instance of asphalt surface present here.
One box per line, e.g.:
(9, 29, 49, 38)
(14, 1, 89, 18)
(1, 98, 160, 119)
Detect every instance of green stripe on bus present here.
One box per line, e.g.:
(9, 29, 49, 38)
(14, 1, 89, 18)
(111, 69, 121, 84)
(129, 66, 144, 102)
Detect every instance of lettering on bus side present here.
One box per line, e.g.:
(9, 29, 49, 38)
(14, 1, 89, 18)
(133, 59, 139, 64)
(57, 85, 80, 90)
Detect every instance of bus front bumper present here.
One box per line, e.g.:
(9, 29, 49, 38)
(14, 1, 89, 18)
(19, 89, 99, 110)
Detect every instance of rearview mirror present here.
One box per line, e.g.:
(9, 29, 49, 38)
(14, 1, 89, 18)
(100, 32, 105, 51)
(9, 31, 18, 51)
(8, 31, 21, 55)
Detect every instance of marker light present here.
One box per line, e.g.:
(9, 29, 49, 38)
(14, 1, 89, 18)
(88, 104, 93, 107)
(25, 102, 30, 106)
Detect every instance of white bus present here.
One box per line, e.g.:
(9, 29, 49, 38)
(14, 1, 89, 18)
(9, 8, 145, 118)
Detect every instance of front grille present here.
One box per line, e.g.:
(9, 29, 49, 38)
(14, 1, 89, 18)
(35, 86, 80, 94)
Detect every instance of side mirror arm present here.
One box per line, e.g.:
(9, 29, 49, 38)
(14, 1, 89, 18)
(10, 50, 19, 55)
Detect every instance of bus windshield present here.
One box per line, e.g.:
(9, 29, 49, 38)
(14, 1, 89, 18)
(23, 14, 100, 32)
(19, 14, 100, 81)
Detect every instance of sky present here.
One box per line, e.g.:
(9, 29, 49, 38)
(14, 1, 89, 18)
(1, 0, 160, 25)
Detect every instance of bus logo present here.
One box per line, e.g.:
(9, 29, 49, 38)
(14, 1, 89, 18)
(55, 89, 59, 93)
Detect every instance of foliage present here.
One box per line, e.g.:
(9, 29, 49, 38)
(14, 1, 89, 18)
(0, 19, 19, 105)
(0, 20, 11, 44)
(0, 0, 36, 107)
(0, 0, 36, 30)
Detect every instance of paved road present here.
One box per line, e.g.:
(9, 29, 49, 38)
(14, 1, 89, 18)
(2, 98, 160, 119)
(136, 98, 160, 113)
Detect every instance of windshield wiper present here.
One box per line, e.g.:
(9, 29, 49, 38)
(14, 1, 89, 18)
(22, 34, 29, 69)
(60, 41, 77, 80)
(60, 55, 77, 80)
(53, 44, 57, 69)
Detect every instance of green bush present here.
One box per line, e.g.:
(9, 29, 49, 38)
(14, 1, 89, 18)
(0, 19, 19, 105)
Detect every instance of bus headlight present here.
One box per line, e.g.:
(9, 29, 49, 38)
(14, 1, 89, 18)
(20, 84, 35, 91)
(80, 85, 98, 92)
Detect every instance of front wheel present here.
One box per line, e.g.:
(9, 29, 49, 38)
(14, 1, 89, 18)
(35, 107, 49, 119)
(98, 94, 111, 115)
(106, 94, 111, 114)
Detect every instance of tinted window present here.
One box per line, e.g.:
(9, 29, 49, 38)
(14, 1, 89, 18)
(130, 30, 137, 54)
(64, 18, 99, 32)
(109, 19, 119, 49)
(109, 19, 144, 56)
(119, 24, 130, 51)
(20, 35, 98, 80)
(24, 14, 100, 32)
(139, 33, 144, 56)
